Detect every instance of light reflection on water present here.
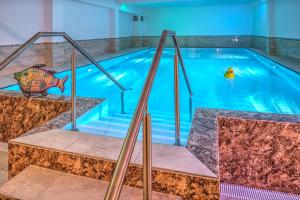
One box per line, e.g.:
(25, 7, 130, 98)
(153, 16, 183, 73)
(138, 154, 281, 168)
(3, 48, 300, 116)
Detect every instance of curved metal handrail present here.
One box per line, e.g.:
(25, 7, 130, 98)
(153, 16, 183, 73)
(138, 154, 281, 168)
(172, 35, 193, 96)
(0, 32, 127, 91)
(104, 30, 193, 199)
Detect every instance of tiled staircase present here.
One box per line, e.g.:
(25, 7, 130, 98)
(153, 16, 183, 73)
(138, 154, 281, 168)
(0, 129, 219, 200)
(76, 110, 191, 146)
(0, 166, 181, 200)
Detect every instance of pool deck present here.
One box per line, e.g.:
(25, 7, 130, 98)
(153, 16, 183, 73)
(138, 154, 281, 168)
(0, 142, 8, 187)
(249, 48, 300, 74)
(0, 47, 148, 88)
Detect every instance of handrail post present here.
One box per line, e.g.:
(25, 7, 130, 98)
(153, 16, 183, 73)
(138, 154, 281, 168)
(104, 31, 169, 200)
(171, 35, 193, 122)
(121, 91, 125, 114)
(143, 106, 152, 200)
(71, 49, 77, 131)
(174, 51, 180, 146)
(189, 96, 193, 122)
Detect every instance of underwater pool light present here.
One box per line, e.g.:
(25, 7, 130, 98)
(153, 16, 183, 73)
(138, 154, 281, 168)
(120, 4, 127, 11)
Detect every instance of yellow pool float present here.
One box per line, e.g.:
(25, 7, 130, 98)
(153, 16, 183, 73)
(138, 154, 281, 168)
(224, 67, 235, 79)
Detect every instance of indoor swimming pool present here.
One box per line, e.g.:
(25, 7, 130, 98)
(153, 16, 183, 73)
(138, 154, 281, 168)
(3, 48, 300, 144)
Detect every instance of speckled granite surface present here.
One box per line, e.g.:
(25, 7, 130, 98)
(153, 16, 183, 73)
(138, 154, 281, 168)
(187, 108, 300, 175)
(218, 117, 300, 195)
(0, 91, 103, 141)
(24, 97, 102, 136)
(0, 91, 70, 142)
(8, 142, 219, 200)
(187, 108, 300, 195)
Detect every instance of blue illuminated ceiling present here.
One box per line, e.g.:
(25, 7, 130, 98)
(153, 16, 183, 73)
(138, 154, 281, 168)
(118, 0, 259, 7)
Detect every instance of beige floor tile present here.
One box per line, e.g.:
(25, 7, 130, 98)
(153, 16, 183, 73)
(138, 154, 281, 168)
(0, 142, 8, 152)
(0, 166, 62, 200)
(0, 170, 8, 187)
(65, 133, 142, 163)
(0, 151, 8, 171)
(133, 143, 216, 178)
(11, 129, 80, 150)
(28, 166, 181, 200)
(65, 133, 124, 160)
(37, 173, 107, 200)
(0, 166, 181, 200)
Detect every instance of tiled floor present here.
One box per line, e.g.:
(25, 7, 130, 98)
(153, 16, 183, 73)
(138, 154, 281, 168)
(0, 166, 182, 200)
(0, 142, 8, 187)
(11, 129, 216, 178)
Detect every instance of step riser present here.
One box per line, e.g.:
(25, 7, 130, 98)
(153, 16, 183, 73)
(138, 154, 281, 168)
(82, 122, 190, 135)
(78, 125, 190, 138)
(112, 114, 191, 126)
(8, 142, 220, 200)
(88, 120, 191, 132)
(77, 126, 189, 146)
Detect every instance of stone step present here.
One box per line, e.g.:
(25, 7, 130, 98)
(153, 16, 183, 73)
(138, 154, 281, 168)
(0, 165, 182, 200)
(8, 129, 219, 199)
(88, 118, 191, 132)
(112, 113, 191, 126)
(77, 125, 189, 146)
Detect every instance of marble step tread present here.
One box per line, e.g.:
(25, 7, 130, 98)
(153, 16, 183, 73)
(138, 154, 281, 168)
(77, 125, 189, 146)
(87, 119, 191, 132)
(10, 129, 216, 178)
(0, 165, 182, 200)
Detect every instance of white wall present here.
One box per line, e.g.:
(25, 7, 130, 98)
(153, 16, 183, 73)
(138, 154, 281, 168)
(252, 1, 269, 37)
(252, 0, 300, 39)
(143, 4, 253, 36)
(271, 0, 300, 39)
(63, 0, 115, 40)
(1, 0, 300, 46)
(0, 0, 143, 45)
(119, 12, 134, 37)
(119, 3, 144, 37)
(61, 0, 143, 39)
(0, 0, 48, 45)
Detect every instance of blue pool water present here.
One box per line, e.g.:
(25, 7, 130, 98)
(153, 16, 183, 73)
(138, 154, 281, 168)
(4, 48, 300, 144)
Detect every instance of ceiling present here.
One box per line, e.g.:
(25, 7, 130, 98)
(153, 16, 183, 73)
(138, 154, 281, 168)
(118, 0, 260, 7)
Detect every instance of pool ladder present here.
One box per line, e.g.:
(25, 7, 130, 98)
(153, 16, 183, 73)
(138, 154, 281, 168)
(0, 30, 193, 199)
(0, 32, 129, 131)
(105, 30, 193, 200)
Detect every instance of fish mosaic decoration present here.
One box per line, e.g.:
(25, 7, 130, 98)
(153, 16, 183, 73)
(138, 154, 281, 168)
(14, 64, 68, 98)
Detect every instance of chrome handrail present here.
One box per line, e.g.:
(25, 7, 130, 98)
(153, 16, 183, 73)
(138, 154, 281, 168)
(104, 30, 193, 199)
(0, 32, 128, 129)
(172, 35, 193, 96)
(0, 32, 126, 91)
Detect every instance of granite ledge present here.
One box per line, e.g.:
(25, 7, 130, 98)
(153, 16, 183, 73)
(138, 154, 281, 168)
(0, 90, 103, 139)
(8, 140, 220, 199)
(10, 129, 216, 178)
(187, 107, 300, 174)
